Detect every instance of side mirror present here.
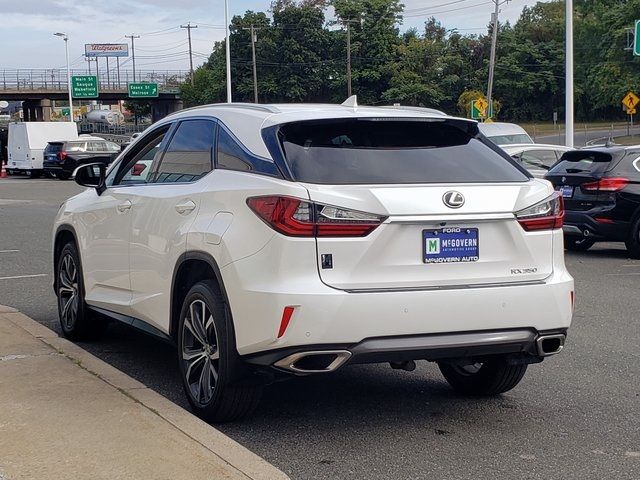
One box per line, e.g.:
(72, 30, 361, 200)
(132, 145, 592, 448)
(74, 163, 106, 195)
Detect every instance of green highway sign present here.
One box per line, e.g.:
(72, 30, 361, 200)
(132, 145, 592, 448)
(635, 20, 640, 56)
(71, 75, 98, 98)
(128, 82, 159, 98)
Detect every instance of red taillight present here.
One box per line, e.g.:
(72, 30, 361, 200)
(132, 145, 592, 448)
(516, 192, 564, 232)
(57, 151, 67, 161)
(581, 177, 629, 192)
(247, 196, 385, 237)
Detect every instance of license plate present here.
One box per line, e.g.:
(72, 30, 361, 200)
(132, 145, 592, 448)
(559, 185, 574, 198)
(423, 228, 479, 264)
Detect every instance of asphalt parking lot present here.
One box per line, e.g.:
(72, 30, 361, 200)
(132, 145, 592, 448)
(0, 177, 638, 480)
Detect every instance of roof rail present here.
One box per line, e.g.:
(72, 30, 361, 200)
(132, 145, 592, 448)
(380, 105, 447, 116)
(208, 102, 281, 113)
(164, 103, 281, 119)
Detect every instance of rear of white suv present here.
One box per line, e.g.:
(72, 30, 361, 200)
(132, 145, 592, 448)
(53, 104, 573, 422)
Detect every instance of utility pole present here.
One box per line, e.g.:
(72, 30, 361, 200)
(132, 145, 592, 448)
(346, 22, 352, 97)
(224, 0, 232, 103)
(241, 25, 260, 103)
(565, 0, 574, 147)
(126, 34, 140, 82)
(181, 23, 198, 85)
(486, 0, 504, 120)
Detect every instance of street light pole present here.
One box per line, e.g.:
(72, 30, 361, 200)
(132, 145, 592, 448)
(224, 0, 232, 103)
(54, 33, 73, 122)
(486, 0, 501, 120)
(565, 0, 574, 147)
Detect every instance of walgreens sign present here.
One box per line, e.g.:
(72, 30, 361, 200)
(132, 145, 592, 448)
(85, 44, 129, 57)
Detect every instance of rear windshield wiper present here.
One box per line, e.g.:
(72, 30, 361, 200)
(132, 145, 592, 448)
(565, 168, 586, 173)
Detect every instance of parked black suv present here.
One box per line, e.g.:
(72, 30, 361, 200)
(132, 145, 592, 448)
(43, 137, 120, 180)
(545, 146, 640, 256)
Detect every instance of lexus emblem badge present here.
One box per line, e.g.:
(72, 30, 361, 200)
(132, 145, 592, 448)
(443, 191, 465, 209)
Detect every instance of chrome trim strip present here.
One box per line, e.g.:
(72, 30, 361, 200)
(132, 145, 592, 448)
(352, 329, 537, 355)
(388, 212, 514, 224)
(343, 279, 545, 294)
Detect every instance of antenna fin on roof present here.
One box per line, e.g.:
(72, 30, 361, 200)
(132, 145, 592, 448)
(341, 95, 358, 109)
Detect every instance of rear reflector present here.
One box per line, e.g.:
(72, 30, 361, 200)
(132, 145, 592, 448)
(515, 192, 564, 232)
(581, 177, 629, 192)
(570, 291, 575, 312)
(277, 306, 296, 338)
(247, 196, 386, 237)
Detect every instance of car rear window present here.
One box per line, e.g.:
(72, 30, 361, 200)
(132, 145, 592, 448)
(277, 118, 528, 184)
(44, 143, 63, 154)
(548, 151, 616, 176)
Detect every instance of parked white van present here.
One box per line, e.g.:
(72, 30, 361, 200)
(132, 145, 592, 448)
(8, 122, 78, 177)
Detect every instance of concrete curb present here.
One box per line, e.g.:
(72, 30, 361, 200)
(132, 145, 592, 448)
(1, 306, 290, 480)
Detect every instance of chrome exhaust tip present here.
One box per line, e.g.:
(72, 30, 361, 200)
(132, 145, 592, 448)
(536, 334, 566, 357)
(274, 350, 352, 374)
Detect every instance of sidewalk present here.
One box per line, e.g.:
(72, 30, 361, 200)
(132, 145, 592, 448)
(0, 305, 289, 480)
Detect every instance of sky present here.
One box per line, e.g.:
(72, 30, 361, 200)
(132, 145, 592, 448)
(1, 0, 541, 72)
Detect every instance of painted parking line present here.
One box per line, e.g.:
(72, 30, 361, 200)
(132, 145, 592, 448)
(0, 274, 48, 281)
(605, 272, 640, 276)
(0, 250, 20, 253)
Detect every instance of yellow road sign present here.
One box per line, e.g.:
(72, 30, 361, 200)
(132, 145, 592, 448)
(622, 91, 640, 110)
(628, 108, 637, 115)
(474, 98, 489, 115)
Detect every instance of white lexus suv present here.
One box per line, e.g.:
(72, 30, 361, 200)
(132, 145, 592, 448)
(53, 101, 574, 422)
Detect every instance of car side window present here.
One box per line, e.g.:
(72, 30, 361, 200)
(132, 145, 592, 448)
(87, 141, 106, 152)
(66, 142, 86, 152)
(150, 120, 215, 184)
(107, 126, 171, 186)
(217, 127, 254, 172)
(106, 141, 121, 153)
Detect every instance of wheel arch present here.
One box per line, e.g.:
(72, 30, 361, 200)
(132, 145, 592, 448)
(170, 251, 256, 384)
(53, 225, 80, 293)
(170, 251, 231, 341)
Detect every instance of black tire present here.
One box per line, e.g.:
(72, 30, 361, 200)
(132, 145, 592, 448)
(57, 171, 71, 180)
(56, 242, 107, 340)
(438, 359, 527, 396)
(625, 217, 640, 259)
(178, 280, 262, 422)
(565, 236, 595, 252)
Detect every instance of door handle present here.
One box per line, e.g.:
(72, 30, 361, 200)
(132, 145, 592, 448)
(117, 200, 132, 213)
(175, 200, 196, 215)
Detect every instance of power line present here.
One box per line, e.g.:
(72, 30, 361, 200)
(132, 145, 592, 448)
(403, 1, 494, 18)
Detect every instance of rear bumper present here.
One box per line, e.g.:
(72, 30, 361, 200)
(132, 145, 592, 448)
(563, 211, 629, 241)
(43, 161, 72, 173)
(245, 328, 568, 374)
(224, 251, 574, 356)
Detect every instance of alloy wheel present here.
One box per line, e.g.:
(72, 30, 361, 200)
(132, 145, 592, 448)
(58, 253, 79, 330)
(181, 299, 220, 405)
